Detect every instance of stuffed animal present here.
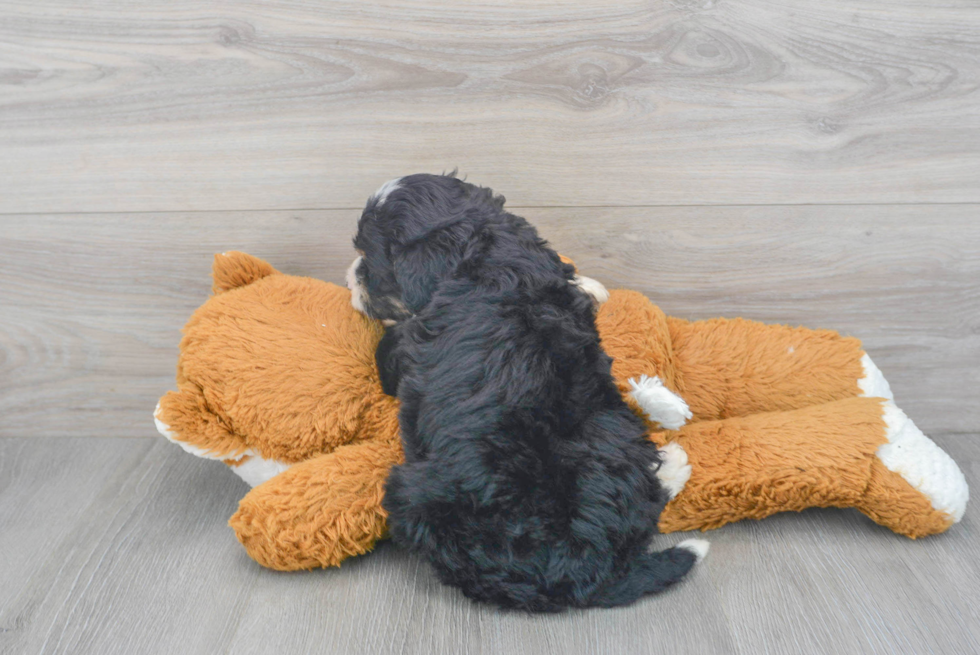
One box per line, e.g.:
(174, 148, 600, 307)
(155, 252, 968, 571)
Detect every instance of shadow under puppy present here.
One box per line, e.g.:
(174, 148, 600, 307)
(347, 173, 707, 611)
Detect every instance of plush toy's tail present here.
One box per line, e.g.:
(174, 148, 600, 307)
(586, 539, 708, 608)
(212, 251, 279, 294)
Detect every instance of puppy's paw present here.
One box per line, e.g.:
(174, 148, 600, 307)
(629, 375, 692, 430)
(572, 274, 609, 305)
(654, 441, 691, 500)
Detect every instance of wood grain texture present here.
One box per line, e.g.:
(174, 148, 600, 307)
(0, 438, 260, 655)
(0, 436, 976, 654)
(1, 205, 977, 438)
(1, 0, 979, 213)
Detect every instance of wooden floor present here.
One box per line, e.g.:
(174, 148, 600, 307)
(1, 437, 977, 655)
(2, 0, 979, 653)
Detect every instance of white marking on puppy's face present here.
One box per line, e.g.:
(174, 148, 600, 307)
(372, 177, 403, 207)
(346, 255, 368, 314)
(345, 253, 412, 322)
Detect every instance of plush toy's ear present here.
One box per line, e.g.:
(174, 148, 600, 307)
(212, 251, 279, 294)
(558, 254, 577, 271)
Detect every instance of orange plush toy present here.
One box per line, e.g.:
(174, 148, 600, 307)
(155, 252, 968, 571)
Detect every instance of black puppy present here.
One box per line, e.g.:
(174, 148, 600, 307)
(348, 173, 707, 611)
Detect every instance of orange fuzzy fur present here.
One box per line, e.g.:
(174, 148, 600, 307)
(157, 252, 956, 571)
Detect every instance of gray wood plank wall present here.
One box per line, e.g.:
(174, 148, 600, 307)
(2, 0, 979, 212)
(2, 207, 977, 438)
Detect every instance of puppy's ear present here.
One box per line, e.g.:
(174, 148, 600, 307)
(391, 243, 454, 314)
(375, 327, 404, 397)
(392, 219, 478, 313)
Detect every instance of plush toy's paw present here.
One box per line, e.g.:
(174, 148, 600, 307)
(230, 441, 401, 570)
(629, 375, 692, 430)
(878, 401, 968, 524)
(154, 401, 238, 461)
(572, 274, 610, 305)
(857, 355, 968, 527)
(858, 354, 895, 400)
(228, 456, 293, 488)
(155, 400, 291, 488)
(654, 441, 692, 500)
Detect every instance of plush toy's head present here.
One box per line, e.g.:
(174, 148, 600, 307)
(154, 252, 400, 487)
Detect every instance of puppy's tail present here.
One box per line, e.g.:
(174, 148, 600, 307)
(586, 539, 709, 608)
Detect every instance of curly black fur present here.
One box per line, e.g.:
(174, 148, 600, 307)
(351, 173, 699, 611)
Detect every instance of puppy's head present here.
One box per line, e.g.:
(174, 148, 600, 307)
(347, 173, 505, 322)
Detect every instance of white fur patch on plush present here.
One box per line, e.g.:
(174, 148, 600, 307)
(858, 353, 894, 400)
(229, 455, 292, 488)
(677, 539, 710, 562)
(572, 274, 610, 305)
(654, 441, 692, 500)
(628, 375, 692, 430)
(372, 177, 402, 206)
(346, 255, 367, 314)
(878, 401, 969, 523)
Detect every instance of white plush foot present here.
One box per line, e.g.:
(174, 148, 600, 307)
(155, 402, 227, 461)
(572, 274, 610, 305)
(154, 402, 289, 486)
(629, 375, 693, 430)
(858, 354, 894, 400)
(878, 401, 969, 522)
(654, 441, 692, 500)
(229, 456, 292, 488)
(677, 539, 710, 563)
